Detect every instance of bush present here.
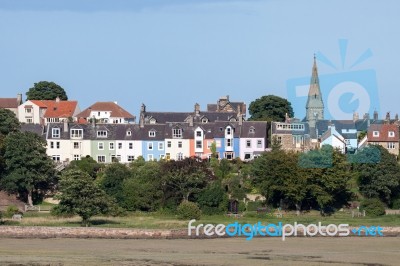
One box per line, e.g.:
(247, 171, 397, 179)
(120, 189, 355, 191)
(360, 198, 386, 216)
(246, 201, 264, 212)
(391, 198, 400, 209)
(5, 205, 20, 218)
(176, 200, 201, 220)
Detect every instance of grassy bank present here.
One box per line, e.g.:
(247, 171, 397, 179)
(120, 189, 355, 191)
(1, 210, 399, 228)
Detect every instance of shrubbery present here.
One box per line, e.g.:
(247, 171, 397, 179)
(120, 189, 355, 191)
(391, 198, 400, 209)
(360, 198, 386, 216)
(176, 200, 201, 220)
(5, 205, 19, 218)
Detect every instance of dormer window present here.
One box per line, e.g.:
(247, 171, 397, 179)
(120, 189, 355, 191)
(127, 131, 132, 136)
(202, 118, 208, 123)
(150, 118, 156, 124)
(229, 117, 236, 122)
(226, 127, 232, 135)
(149, 130, 156, 137)
(97, 130, 107, 138)
(52, 128, 60, 138)
(196, 131, 202, 137)
(173, 128, 182, 138)
(70, 129, 83, 139)
(388, 131, 395, 137)
(373, 131, 379, 137)
(249, 127, 255, 133)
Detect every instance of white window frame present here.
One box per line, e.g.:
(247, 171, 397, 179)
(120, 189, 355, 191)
(97, 130, 108, 138)
(178, 141, 182, 148)
(246, 140, 251, 148)
(226, 138, 232, 147)
(388, 131, 395, 137)
(56, 142, 60, 149)
(52, 155, 61, 162)
(98, 142, 104, 150)
(149, 130, 156, 137)
(73, 155, 80, 161)
(167, 141, 172, 148)
(73, 142, 80, 149)
(196, 140, 202, 149)
(127, 155, 135, 162)
(147, 154, 154, 161)
(158, 142, 164, 150)
(97, 155, 106, 163)
(148, 142, 153, 150)
(109, 143, 114, 150)
(129, 142, 133, 149)
(118, 143, 123, 149)
(373, 131, 379, 137)
(257, 140, 262, 148)
(52, 128, 60, 138)
(127, 131, 132, 136)
(387, 142, 396, 149)
(173, 128, 182, 138)
(70, 129, 83, 139)
(50, 142, 54, 149)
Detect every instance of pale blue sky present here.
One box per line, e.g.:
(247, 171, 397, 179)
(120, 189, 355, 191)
(0, 0, 399, 119)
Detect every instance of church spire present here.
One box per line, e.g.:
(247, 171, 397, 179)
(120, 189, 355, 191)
(306, 55, 324, 128)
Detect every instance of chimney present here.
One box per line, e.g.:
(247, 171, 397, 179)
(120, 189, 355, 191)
(63, 119, 68, 133)
(17, 93, 22, 105)
(363, 113, 370, 120)
(285, 113, 290, 123)
(385, 112, 390, 124)
(91, 115, 96, 128)
(56, 96, 60, 103)
(238, 114, 243, 126)
(353, 112, 359, 122)
(188, 115, 194, 127)
(396, 113, 399, 121)
(140, 103, 146, 113)
(194, 103, 200, 115)
(373, 110, 378, 120)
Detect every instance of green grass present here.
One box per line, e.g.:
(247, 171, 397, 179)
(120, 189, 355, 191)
(2, 210, 400, 228)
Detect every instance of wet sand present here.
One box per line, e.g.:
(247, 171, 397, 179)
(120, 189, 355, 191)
(0, 237, 399, 265)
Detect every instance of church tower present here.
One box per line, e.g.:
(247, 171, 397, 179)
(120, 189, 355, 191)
(306, 55, 324, 128)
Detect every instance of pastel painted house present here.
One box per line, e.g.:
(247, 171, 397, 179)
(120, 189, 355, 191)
(214, 122, 240, 160)
(320, 124, 346, 153)
(239, 122, 268, 161)
(139, 124, 167, 161)
(164, 123, 191, 161)
(115, 125, 142, 163)
(189, 124, 215, 159)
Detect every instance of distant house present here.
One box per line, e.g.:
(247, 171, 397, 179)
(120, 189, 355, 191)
(0, 93, 22, 116)
(320, 124, 346, 153)
(271, 119, 312, 152)
(76, 102, 135, 124)
(17, 97, 80, 125)
(316, 120, 358, 153)
(360, 123, 399, 156)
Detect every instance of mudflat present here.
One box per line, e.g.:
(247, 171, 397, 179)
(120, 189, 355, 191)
(0, 237, 399, 265)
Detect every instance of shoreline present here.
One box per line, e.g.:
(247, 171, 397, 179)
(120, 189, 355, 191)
(1, 226, 400, 239)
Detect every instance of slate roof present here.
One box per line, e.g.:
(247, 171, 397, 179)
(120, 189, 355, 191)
(144, 111, 239, 124)
(20, 124, 45, 138)
(0, 98, 18, 109)
(271, 122, 310, 135)
(77, 102, 134, 119)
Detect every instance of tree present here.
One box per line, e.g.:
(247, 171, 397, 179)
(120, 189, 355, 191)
(252, 149, 307, 213)
(0, 109, 20, 136)
(352, 145, 400, 205)
(67, 156, 102, 179)
(100, 163, 131, 205)
(53, 169, 115, 227)
(26, 81, 68, 101)
(1, 131, 56, 205)
(249, 95, 294, 121)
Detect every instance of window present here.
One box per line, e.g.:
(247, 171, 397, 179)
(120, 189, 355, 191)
(246, 140, 251, 148)
(26, 118, 33, 124)
(129, 143, 133, 149)
(73, 142, 79, 149)
(160, 155, 165, 160)
(226, 139, 232, 147)
(52, 128, 60, 138)
(56, 142, 60, 149)
(47, 118, 60, 123)
(202, 118, 208, 123)
(178, 141, 182, 148)
(388, 142, 396, 149)
(127, 131, 132, 136)
(109, 143, 114, 150)
(207, 141, 213, 148)
(224, 152, 234, 160)
(173, 128, 182, 138)
(389, 131, 395, 137)
(158, 142, 164, 150)
(97, 155, 106, 163)
(149, 130, 156, 137)
(111, 155, 117, 162)
(52, 155, 61, 162)
(249, 127, 255, 133)
(149, 118, 156, 124)
(167, 141, 172, 148)
(118, 143, 123, 149)
(226, 127, 231, 135)
(98, 142, 104, 150)
(373, 131, 379, 137)
(97, 130, 107, 138)
(148, 154, 154, 161)
(127, 155, 135, 162)
(50, 142, 54, 149)
(196, 140, 202, 149)
(277, 136, 282, 144)
(148, 142, 153, 150)
(73, 155, 80, 161)
(166, 153, 171, 160)
(257, 140, 262, 148)
(25, 108, 32, 113)
(176, 153, 183, 161)
(196, 131, 202, 137)
(70, 129, 83, 139)
(244, 153, 252, 160)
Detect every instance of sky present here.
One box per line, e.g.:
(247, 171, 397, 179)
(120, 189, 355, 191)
(0, 0, 399, 120)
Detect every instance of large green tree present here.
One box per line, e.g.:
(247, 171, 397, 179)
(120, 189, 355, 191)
(0, 109, 20, 136)
(67, 156, 102, 179)
(100, 163, 131, 206)
(1, 131, 56, 205)
(53, 169, 116, 227)
(26, 81, 68, 101)
(249, 95, 294, 121)
(351, 145, 400, 205)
